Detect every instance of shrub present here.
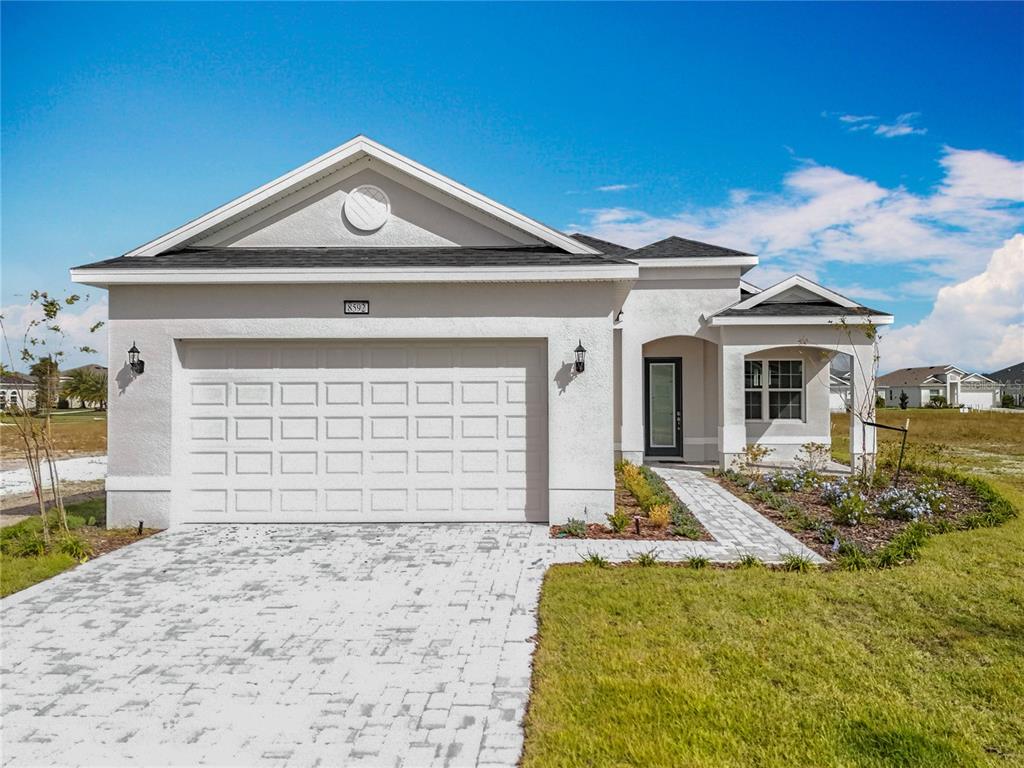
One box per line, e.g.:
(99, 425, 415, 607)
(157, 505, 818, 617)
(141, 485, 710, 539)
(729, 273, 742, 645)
(899, 391, 909, 409)
(580, 551, 609, 568)
(560, 518, 587, 538)
(647, 504, 671, 529)
(831, 493, 865, 526)
(632, 549, 659, 567)
(1001, 394, 1015, 408)
(605, 508, 631, 534)
(738, 553, 763, 568)
(836, 542, 871, 571)
(876, 485, 944, 522)
(739, 443, 774, 475)
(57, 534, 92, 562)
(10, 531, 46, 558)
(688, 555, 709, 569)
(927, 394, 947, 408)
(670, 521, 702, 539)
(874, 522, 930, 567)
(797, 442, 831, 473)
(781, 554, 816, 573)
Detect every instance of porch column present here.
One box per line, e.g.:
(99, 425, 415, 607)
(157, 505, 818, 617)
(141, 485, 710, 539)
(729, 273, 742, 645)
(847, 342, 878, 473)
(619, 325, 645, 463)
(717, 342, 746, 468)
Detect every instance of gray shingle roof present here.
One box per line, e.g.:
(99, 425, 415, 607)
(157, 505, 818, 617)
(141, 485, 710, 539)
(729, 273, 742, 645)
(987, 361, 1024, 383)
(715, 302, 885, 318)
(876, 366, 956, 387)
(569, 233, 633, 256)
(627, 236, 756, 260)
(73, 246, 632, 271)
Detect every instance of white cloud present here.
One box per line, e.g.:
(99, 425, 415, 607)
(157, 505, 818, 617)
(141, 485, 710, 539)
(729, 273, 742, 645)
(596, 183, 638, 193)
(572, 146, 1024, 370)
(0, 297, 108, 371)
(824, 110, 926, 138)
(882, 235, 1024, 372)
(574, 146, 1024, 287)
(874, 112, 927, 138)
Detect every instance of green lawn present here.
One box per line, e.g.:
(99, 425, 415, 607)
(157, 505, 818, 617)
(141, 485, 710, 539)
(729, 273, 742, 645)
(523, 415, 1024, 768)
(0, 497, 153, 598)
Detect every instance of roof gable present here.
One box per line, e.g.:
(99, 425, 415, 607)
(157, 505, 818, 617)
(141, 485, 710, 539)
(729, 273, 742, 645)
(124, 136, 598, 258)
(731, 275, 859, 311)
(627, 236, 756, 260)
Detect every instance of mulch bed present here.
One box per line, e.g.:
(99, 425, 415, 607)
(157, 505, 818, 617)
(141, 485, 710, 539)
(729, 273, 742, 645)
(80, 526, 160, 558)
(715, 470, 987, 560)
(550, 475, 712, 541)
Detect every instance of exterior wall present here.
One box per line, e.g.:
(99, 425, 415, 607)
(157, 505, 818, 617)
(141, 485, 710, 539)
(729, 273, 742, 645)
(743, 346, 832, 462)
(197, 166, 537, 249)
(717, 325, 878, 468)
(618, 266, 740, 462)
(0, 386, 36, 410)
(105, 281, 622, 528)
(641, 336, 719, 461)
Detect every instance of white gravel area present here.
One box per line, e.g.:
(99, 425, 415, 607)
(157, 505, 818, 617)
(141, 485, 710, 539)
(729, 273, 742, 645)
(0, 455, 107, 497)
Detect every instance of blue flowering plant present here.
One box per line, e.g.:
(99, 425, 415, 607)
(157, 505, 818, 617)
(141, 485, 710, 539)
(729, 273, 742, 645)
(820, 478, 868, 526)
(876, 483, 947, 522)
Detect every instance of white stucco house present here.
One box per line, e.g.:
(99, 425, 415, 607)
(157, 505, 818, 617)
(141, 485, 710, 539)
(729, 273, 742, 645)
(877, 365, 1002, 409)
(71, 136, 892, 528)
(0, 373, 37, 411)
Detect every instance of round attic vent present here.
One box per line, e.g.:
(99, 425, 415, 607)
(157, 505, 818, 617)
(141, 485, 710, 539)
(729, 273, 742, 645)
(344, 185, 390, 232)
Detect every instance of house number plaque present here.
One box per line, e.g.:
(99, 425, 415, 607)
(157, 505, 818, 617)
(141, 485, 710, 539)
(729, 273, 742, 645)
(344, 300, 370, 315)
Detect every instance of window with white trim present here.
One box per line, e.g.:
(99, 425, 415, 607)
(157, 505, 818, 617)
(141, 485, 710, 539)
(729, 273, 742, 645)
(744, 359, 805, 420)
(744, 361, 763, 420)
(768, 360, 803, 419)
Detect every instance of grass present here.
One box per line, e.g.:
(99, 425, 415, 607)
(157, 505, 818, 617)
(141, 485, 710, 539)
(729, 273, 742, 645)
(0, 496, 150, 598)
(0, 410, 107, 459)
(832, 408, 1024, 481)
(523, 411, 1024, 768)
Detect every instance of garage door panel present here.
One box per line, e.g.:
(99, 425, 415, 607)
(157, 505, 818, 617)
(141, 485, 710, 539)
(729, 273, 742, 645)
(178, 340, 547, 522)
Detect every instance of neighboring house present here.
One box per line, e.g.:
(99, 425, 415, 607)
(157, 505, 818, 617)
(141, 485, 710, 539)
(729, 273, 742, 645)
(987, 362, 1024, 406)
(60, 363, 109, 408)
(0, 373, 37, 411)
(877, 365, 1002, 409)
(829, 369, 851, 412)
(70, 136, 892, 528)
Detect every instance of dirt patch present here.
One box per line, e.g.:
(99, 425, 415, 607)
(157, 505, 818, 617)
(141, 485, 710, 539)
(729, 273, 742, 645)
(715, 470, 988, 560)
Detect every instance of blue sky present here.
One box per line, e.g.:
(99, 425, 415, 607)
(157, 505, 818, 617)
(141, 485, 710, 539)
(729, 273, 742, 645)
(3, 2, 1022, 370)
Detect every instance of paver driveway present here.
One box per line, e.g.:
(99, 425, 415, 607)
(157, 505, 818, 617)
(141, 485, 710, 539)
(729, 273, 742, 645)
(1, 469, 820, 767)
(2, 525, 545, 768)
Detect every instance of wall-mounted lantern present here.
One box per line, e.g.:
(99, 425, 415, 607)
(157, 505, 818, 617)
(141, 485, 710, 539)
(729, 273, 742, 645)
(128, 342, 145, 375)
(574, 340, 587, 374)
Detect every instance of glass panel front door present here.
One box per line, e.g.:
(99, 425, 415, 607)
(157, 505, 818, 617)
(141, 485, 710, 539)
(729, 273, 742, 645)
(648, 362, 677, 449)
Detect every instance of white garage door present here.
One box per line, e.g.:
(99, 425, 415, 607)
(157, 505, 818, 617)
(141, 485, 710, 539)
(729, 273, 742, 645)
(176, 340, 547, 522)
(959, 391, 994, 410)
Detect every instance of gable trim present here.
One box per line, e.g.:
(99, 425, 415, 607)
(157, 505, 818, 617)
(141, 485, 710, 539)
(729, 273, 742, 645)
(124, 136, 599, 258)
(731, 275, 859, 311)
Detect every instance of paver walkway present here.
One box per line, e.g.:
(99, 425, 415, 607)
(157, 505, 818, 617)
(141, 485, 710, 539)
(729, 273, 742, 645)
(1, 469, 819, 768)
(548, 466, 824, 565)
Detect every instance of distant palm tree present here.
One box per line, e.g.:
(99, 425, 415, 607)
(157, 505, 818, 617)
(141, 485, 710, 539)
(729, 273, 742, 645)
(62, 369, 106, 410)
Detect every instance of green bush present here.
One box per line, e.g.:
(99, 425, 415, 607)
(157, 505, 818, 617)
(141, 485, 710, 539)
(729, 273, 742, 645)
(632, 549, 659, 567)
(560, 518, 587, 538)
(57, 534, 92, 562)
(687, 555, 709, 570)
(781, 554, 816, 573)
(605, 508, 631, 534)
(580, 551, 609, 568)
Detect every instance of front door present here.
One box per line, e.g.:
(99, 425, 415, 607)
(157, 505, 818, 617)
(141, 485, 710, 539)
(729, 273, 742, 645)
(644, 357, 682, 457)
